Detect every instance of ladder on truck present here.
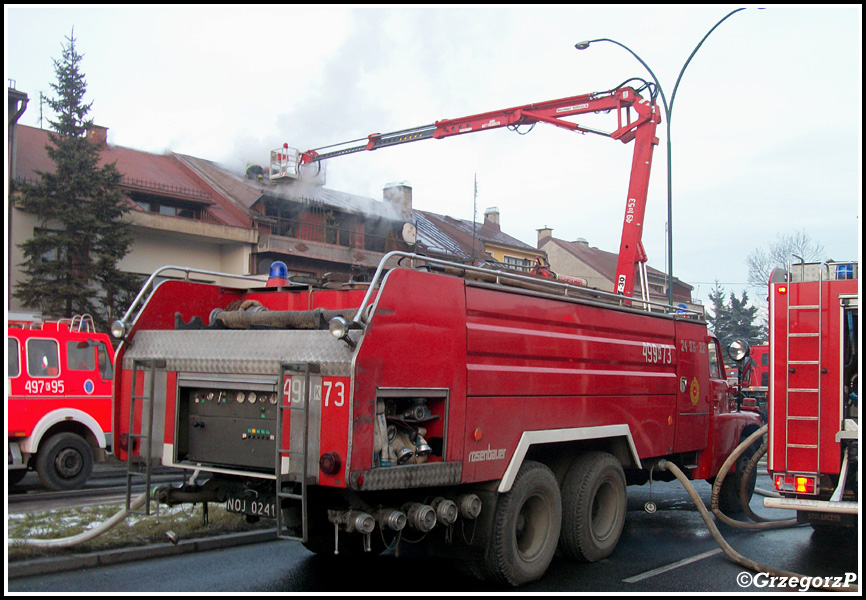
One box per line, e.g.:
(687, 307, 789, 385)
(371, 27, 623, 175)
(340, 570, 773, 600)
(782, 260, 853, 474)
(125, 359, 165, 515)
(275, 363, 316, 542)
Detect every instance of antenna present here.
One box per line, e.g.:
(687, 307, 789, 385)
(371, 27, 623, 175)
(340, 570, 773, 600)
(471, 174, 478, 264)
(38, 92, 45, 129)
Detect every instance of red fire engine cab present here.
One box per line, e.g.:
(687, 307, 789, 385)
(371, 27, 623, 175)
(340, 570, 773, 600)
(8, 314, 115, 490)
(110, 84, 762, 586)
(762, 260, 858, 531)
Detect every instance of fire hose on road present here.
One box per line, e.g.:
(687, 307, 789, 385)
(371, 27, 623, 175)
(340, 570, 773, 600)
(8, 491, 149, 549)
(659, 425, 857, 592)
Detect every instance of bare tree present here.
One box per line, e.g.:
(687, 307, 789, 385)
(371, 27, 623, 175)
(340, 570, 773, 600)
(746, 229, 826, 288)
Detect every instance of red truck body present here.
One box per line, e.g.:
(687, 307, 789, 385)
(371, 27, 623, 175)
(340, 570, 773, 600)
(110, 83, 761, 585)
(764, 261, 858, 530)
(7, 315, 115, 490)
(112, 254, 761, 585)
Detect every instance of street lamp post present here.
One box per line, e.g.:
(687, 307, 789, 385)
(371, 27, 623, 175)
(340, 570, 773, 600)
(576, 8, 747, 307)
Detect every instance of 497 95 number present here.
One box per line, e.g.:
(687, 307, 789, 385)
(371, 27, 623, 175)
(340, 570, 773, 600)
(24, 379, 65, 394)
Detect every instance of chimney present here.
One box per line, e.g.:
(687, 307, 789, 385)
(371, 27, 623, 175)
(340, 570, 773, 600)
(537, 226, 553, 248)
(383, 182, 413, 219)
(483, 207, 500, 230)
(574, 237, 589, 247)
(86, 124, 108, 147)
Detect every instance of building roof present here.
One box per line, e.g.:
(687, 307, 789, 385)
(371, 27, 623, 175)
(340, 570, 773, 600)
(413, 211, 473, 261)
(12, 125, 257, 228)
(178, 154, 405, 222)
(414, 210, 538, 262)
(13, 122, 536, 267)
(545, 236, 693, 291)
(15, 125, 209, 201)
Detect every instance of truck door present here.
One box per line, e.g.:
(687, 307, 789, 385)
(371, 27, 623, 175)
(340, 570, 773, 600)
(673, 323, 710, 452)
(64, 337, 114, 399)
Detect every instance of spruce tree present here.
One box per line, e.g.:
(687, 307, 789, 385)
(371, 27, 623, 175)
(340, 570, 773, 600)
(14, 31, 136, 330)
(707, 282, 766, 347)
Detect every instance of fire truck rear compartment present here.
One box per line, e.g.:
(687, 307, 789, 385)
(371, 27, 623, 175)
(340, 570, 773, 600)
(121, 329, 355, 476)
(176, 378, 280, 472)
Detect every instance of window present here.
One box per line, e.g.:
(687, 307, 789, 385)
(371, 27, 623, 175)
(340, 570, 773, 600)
(761, 353, 769, 366)
(132, 192, 199, 219)
(707, 342, 721, 379)
(67, 341, 96, 371)
(34, 228, 65, 266)
(8, 339, 20, 378)
(27, 339, 60, 378)
(96, 341, 113, 380)
(504, 255, 532, 272)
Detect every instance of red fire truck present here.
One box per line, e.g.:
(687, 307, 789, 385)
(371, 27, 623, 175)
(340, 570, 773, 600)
(728, 343, 769, 421)
(110, 84, 762, 586)
(762, 261, 858, 532)
(8, 314, 115, 490)
(742, 343, 769, 405)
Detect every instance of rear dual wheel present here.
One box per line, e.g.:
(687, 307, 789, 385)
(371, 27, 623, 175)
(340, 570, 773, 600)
(558, 451, 627, 562)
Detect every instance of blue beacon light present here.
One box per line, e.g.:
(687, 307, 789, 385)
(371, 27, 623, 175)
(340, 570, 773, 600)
(267, 261, 289, 286)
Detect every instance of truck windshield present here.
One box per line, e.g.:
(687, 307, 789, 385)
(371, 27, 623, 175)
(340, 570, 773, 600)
(67, 341, 96, 371)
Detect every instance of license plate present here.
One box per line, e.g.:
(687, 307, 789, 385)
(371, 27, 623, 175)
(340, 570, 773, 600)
(225, 495, 276, 518)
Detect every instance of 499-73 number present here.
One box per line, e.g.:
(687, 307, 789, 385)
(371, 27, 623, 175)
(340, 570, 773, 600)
(642, 343, 673, 365)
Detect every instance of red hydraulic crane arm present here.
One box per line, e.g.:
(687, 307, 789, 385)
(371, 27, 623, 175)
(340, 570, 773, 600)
(297, 86, 661, 299)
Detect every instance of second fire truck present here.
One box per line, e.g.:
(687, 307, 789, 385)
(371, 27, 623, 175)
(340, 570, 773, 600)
(8, 314, 115, 490)
(762, 260, 858, 532)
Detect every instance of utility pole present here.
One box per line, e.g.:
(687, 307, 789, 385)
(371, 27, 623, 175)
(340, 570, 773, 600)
(471, 174, 478, 264)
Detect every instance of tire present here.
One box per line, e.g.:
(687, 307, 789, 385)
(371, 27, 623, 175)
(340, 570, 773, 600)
(717, 438, 759, 515)
(35, 432, 94, 491)
(558, 451, 627, 562)
(482, 460, 562, 586)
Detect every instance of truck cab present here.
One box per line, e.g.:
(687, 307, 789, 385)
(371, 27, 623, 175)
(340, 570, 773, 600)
(8, 314, 115, 490)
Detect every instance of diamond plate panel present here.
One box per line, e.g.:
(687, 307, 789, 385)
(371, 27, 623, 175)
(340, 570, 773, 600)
(353, 462, 462, 491)
(122, 330, 354, 376)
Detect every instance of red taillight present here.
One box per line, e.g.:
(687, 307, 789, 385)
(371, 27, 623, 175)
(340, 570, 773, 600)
(774, 473, 816, 494)
(319, 452, 342, 475)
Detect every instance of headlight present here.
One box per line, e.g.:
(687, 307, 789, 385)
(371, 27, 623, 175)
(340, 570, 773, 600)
(110, 320, 127, 339)
(329, 316, 349, 339)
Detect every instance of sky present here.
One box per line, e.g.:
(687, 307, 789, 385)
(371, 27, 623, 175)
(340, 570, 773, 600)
(5, 5, 862, 311)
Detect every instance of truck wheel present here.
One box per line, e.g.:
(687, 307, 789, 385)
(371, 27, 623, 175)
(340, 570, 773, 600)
(558, 451, 626, 562)
(717, 438, 759, 514)
(35, 432, 94, 491)
(482, 460, 562, 586)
